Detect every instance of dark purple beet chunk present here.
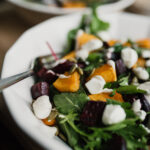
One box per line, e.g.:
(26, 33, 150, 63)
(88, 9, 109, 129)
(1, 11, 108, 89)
(115, 59, 127, 76)
(122, 94, 139, 104)
(109, 135, 127, 150)
(31, 82, 49, 99)
(111, 52, 120, 61)
(42, 70, 58, 83)
(52, 60, 75, 74)
(36, 67, 47, 78)
(77, 62, 86, 69)
(80, 101, 106, 127)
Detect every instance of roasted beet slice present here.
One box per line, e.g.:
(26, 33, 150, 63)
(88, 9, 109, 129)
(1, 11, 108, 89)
(122, 94, 139, 104)
(31, 82, 49, 99)
(77, 62, 86, 69)
(80, 101, 106, 127)
(52, 60, 75, 74)
(109, 135, 127, 150)
(42, 70, 58, 83)
(36, 67, 47, 78)
(115, 59, 127, 76)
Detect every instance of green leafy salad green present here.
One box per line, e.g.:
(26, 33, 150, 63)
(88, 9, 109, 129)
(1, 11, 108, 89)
(31, 7, 150, 150)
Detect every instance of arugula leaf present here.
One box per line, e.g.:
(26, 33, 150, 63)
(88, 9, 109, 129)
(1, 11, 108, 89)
(116, 85, 147, 94)
(113, 43, 124, 53)
(90, 8, 110, 34)
(118, 75, 129, 86)
(54, 93, 89, 114)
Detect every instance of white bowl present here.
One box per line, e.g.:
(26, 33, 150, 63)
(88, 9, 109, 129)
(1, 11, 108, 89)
(1, 12, 150, 150)
(8, 0, 135, 15)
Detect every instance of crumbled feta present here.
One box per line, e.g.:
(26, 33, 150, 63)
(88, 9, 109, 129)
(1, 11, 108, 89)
(85, 75, 106, 94)
(133, 67, 149, 81)
(75, 49, 89, 60)
(138, 82, 150, 94)
(135, 110, 146, 121)
(106, 48, 114, 60)
(107, 60, 116, 70)
(75, 29, 84, 49)
(51, 59, 66, 67)
(33, 95, 52, 119)
(102, 104, 126, 125)
(144, 94, 150, 105)
(81, 39, 103, 51)
(141, 50, 150, 58)
(146, 59, 150, 67)
(97, 31, 111, 42)
(132, 100, 141, 112)
(121, 47, 138, 68)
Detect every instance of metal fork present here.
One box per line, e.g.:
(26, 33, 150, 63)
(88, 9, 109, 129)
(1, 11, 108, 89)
(0, 54, 62, 93)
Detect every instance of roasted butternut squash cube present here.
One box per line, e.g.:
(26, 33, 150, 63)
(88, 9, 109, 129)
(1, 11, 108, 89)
(88, 64, 117, 82)
(107, 40, 118, 46)
(53, 71, 80, 92)
(132, 57, 146, 69)
(77, 32, 98, 47)
(137, 38, 150, 49)
(63, 51, 75, 60)
(63, 2, 86, 8)
(89, 92, 124, 102)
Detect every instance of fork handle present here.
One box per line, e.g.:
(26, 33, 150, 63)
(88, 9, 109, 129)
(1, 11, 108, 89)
(0, 70, 34, 93)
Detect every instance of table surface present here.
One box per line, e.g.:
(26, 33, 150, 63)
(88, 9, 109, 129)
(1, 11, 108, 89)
(0, 1, 150, 150)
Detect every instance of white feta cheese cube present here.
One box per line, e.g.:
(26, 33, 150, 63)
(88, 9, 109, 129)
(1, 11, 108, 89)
(85, 75, 105, 94)
(141, 50, 150, 58)
(75, 49, 89, 61)
(146, 59, 150, 67)
(107, 60, 116, 70)
(33, 95, 52, 119)
(121, 47, 138, 69)
(102, 104, 126, 125)
(81, 39, 103, 51)
(135, 110, 146, 121)
(132, 99, 141, 112)
(133, 67, 149, 81)
(138, 82, 150, 94)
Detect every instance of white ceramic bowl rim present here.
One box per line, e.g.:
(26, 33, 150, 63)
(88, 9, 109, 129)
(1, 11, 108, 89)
(2, 12, 150, 150)
(7, 0, 135, 15)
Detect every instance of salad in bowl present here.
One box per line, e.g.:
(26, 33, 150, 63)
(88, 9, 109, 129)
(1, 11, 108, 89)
(30, 9, 150, 150)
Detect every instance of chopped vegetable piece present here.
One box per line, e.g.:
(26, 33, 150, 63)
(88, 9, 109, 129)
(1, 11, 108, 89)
(132, 57, 146, 68)
(137, 38, 150, 49)
(53, 71, 80, 92)
(63, 51, 75, 60)
(42, 118, 56, 126)
(80, 101, 106, 126)
(88, 64, 117, 82)
(89, 92, 124, 102)
(31, 82, 49, 99)
(63, 2, 86, 8)
(107, 40, 119, 46)
(77, 32, 98, 47)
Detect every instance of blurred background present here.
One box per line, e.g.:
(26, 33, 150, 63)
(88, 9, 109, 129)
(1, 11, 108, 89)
(0, 0, 150, 149)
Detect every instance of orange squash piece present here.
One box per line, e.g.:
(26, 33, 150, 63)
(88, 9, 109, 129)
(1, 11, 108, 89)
(77, 32, 98, 47)
(53, 71, 80, 92)
(89, 92, 124, 102)
(137, 38, 150, 49)
(63, 51, 75, 60)
(88, 64, 117, 82)
(42, 118, 56, 126)
(132, 57, 146, 69)
(107, 40, 118, 46)
(63, 2, 86, 8)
